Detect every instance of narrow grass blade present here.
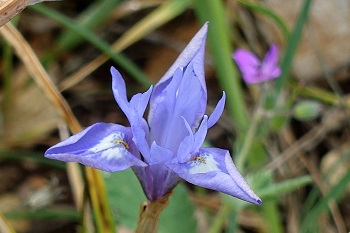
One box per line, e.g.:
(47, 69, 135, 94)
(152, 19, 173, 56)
(194, 0, 249, 131)
(5, 209, 80, 220)
(258, 175, 312, 200)
(274, 0, 312, 99)
(57, 0, 122, 50)
(0, 149, 66, 169)
(59, 0, 191, 91)
(301, 170, 350, 233)
(0, 213, 16, 233)
(30, 4, 151, 87)
(237, 0, 290, 40)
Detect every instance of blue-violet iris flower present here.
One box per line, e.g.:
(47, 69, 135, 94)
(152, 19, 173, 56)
(233, 44, 281, 84)
(45, 23, 261, 205)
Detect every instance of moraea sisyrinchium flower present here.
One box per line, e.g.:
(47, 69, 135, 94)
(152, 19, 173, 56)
(45, 23, 261, 205)
(232, 44, 281, 84)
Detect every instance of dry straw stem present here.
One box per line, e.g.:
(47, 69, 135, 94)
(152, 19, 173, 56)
(0, 23, 114, 233)
(0, 213, 16, 233)
(0, 0, 28, 27)
(0, 23, 84, 210)
(266, 109, 347, 233)
(0, 0, 57, 27)
(265, 109, 349, 171)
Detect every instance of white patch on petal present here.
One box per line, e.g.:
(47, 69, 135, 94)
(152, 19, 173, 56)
(100, 147, 125, 160)
(188, 153, 220, 174)
(89, 133, 128, 156)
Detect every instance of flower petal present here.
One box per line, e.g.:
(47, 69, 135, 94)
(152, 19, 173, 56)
(176, 115, 208, 163)
(167, 148, 262, 204)
(149, 64, 204, 152)
(111, 66, 153, 123)
(207, 92, 226, 128)
(45, 123, 146, 172)
(133, 164, 180, 201)
(149, 141, 173, 165)
(261, 44, 281, 80)
(111, 67, 129, 114)
(129, 86, 153, 119)
(149, 23, 208, 124)
(192, 116, 208, 152)
(176, 117, 195, 163)
(232, 49, 261, 84)
(130, 118, 151, 163)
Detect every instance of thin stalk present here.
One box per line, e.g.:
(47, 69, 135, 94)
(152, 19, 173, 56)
(236, 86, 268, 171)
(208, 204, 234, 233)
(135, 194, 171, 233)
(235, 106, 262, 171)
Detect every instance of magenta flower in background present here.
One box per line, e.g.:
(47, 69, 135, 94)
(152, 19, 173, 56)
(45, 23, 261, 205)
(232, 44, 281, 84)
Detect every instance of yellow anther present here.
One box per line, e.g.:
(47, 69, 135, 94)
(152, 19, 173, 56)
(191, 155, 206, 163)
(114, 139, 129, 150)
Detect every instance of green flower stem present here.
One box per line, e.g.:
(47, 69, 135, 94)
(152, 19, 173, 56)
(236, 84, 270, 171)
(208, 204, 234, 233)
(235, 105, 262, 171)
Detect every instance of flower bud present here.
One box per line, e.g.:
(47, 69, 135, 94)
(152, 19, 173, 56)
(293, 101, 322, 121)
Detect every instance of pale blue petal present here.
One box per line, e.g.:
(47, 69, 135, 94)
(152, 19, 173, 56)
(149, 23, 208, 124)
(147, 68, 183, 131)
(130, 117, 151, 162)
(111, 66, 153, 125)
(177, 115, 208, 163)
(133, 164, 180, 201)
(167, 148, 262, 204)
(149, 142, 173, 165)
(150, 66, 205, 152)
(176, 117, 195, 163)
(111, 67, 130, 116)
(207, 92, 226, 128)
(176, 63, 206, 130)
(129, 86, 153, 119)
(192, 115, 208, 152)
(45, 123, 146, 172)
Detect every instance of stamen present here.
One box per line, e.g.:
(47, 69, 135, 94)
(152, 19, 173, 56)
(114, 139, 129, 150)
(188, 153, 220, 174)
(191, 155, 206, 164)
